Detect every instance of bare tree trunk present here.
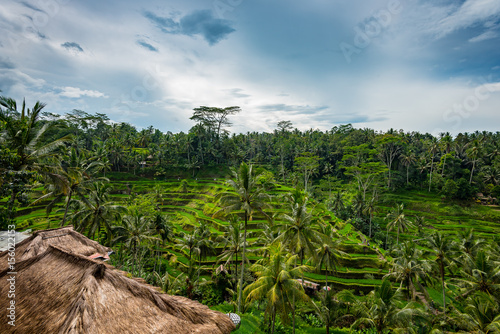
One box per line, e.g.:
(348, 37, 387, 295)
(237, 211, 248, 313)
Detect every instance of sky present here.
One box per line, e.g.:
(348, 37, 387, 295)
(1, 0, 500, 135)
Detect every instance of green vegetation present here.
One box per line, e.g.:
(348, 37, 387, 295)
(2, 95, 500, 333)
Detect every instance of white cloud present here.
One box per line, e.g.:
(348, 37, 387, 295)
(481, 82, 500, 92)
(59, 86, 107, 98)
(469, 30, 498, 42)
(434, 0, 500, 38)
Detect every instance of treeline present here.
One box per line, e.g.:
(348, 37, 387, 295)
(43, 105, 500, 200)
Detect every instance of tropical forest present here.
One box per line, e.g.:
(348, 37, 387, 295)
(1, 98, 500, 334)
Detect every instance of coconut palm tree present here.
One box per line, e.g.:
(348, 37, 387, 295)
(329, 191, 344, 214)
(313, 289, 341, 334)
(454, 250, 500, 302)
(400, 151, 417, 186)
(426, 231, 456, 312)
(316, 225, 347, 289)
(426, 139, 440, 192)
(467, 140, 482, 185)
(151, 212, 174, 273)
(276, 190, 321, 267)
(0, 96, 71, 219)
(456, 228, 487, 267)
(450, 292, 500, 333)
(351, 278, 425, 333)
(112, 210, 160, 275)
(385, 203, 414, 246)
(386, 241, 431, 302)
(217, 218, 244, 286)
(193, 224, 215, 279)
(69, 182, 126, 241)
(218, 162, 271, 313)
(176, 231, 199, 271)
(275, 190, 322, 333)
(363, 196, 378, 238)
(244, 244, 310, 334)
(34, 148, 107, 226)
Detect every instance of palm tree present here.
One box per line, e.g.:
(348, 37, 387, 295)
(176, 231, 199, 271)
(351, 191, 364, 218)
(456, 228, 487, 266)
(363, 196, 378, 238)
(151, 213, 174, 273)
(426, 139, 440, 192)
(414, 215, 425, 235)
(69, 182, 125, 241)
(276, 190, 321, 333)
(426, 231, 456, 312)
(400, 151, 417, 186)
(450, 292, 500, 333)
(34, 148, 107, 226)
(329, 191, 344, 213)
(193, 224, 215, 279)
(454, 250, 500, 301)
(313, 289, 340, 334)
(467, 140, 481, 185)
(316, 225, 347, 289)
(0, 96, 71, 219)
(276, 190, 323, 270)
(218, 162, 271, 313)
(439, 132, 453, 176)
(244, 244, 310, 334)
(218, 218, 244, 286)
(351, 278, 425, 333)
(385, 203, 414, 246)
(112, 210, 160, 275)
(386, 241, 431, 302)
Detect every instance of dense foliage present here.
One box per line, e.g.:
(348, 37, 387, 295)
(1, 97, 500, 333)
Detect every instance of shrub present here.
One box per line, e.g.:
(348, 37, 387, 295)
(441, 179, 458, 199)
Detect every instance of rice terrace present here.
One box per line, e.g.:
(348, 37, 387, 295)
(1, 0, 500, 333)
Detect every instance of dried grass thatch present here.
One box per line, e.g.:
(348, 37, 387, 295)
(0, 226, 111, 269)
(0, 246, 235, 333)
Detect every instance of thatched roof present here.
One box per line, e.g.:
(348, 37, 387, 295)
(0, 226, 111, 269)
(0, 246, 235, 334)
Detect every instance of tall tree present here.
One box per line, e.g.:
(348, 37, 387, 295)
(385, 203, 414, 246)
(218, 162, 271, 313)
(425, 231, 456, 312)
(400, 151, 416, 186)
(69, 182, 125, 241)
(316, 225, 347, 289)
(244, 245, 310, 334)
(294, 152, 319, 193)
(426, 139, 440, 192)
(376, 134, 404, 188)
(0, 96, 71, 220)
(112, 210, 159, 275)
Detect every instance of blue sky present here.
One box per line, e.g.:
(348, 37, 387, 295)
(1, 0, 500, 135)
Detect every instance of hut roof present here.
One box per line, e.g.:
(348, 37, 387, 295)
(0, 226, 111, 269)
(0, 246, 235, 334)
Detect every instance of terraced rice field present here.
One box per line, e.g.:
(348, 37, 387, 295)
(8, 176, 500, 293)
